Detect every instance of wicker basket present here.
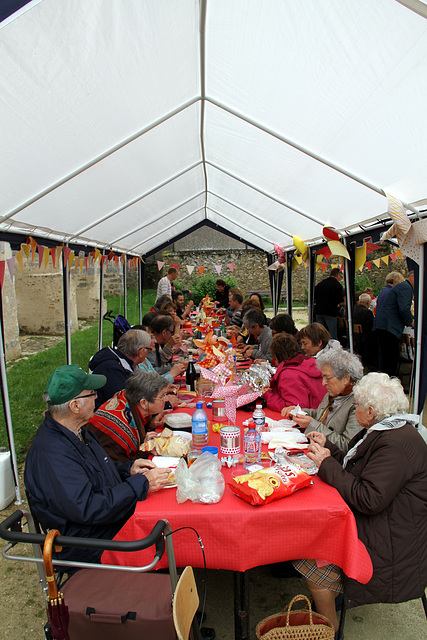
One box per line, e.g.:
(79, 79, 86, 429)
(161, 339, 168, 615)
(255, 594, 335, 640)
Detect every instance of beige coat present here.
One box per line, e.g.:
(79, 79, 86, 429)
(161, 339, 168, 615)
(304, 392, 360, 453)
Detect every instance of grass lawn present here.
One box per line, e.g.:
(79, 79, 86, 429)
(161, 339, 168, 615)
(0, 289, 156, 460)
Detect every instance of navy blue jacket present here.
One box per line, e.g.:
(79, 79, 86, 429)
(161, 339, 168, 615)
(89, 346, 134, 410)
(373, 280, 413, 339)
(24, 413, 148, 566)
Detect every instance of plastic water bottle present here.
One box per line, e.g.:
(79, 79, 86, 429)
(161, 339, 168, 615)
(253, 404, 266, 432)
(243, 421, 261, 469)
(192, 401, 208, 451)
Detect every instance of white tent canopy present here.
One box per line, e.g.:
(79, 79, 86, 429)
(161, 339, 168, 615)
(1, 0, 427, 256)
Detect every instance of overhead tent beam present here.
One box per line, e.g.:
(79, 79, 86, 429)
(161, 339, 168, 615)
(62, 249, 72, 365)
(396, 0, 427, 19)
(129, 209, 204, 252)
(206, 161, 325, 228)
(110, 192, 206, 245)
(199, 0, 208, 215)
(67, 161, 203, 241)
(207, 207, 272, 247)
(206, 97, 422, 220)
(207, 191, 293, 239)
(0, 97, 200, 225)
(98, 251, 105, 351)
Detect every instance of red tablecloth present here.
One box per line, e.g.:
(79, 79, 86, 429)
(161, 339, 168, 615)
(103, 407, 373, 585)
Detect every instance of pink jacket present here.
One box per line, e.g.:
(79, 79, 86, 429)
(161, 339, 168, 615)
(264, 354, 324, 413)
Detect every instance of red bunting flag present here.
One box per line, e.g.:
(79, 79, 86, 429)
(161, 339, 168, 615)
(0, 261, 5, 289)
(29, 237, 38, 262)
(84, 257, 88, 272)
(390, 253, 397, 262)
(366, 262, 371, 271)
(171, 263, 179, 269)
(315, 246, 332, 258)
(320, 263, 327, 272)
(50, 247, 56, 268)
(63, 246, 72, 267)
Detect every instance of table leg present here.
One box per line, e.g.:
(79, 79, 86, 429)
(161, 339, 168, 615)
(234, 570, 250, 640)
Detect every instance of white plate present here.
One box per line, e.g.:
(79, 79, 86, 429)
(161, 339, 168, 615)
(164, 413, 192, 429)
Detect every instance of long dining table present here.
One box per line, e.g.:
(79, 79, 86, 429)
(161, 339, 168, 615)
(102, 404, 373, 640)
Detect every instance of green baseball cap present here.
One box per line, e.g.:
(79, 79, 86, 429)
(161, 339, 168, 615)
(45, 364, 106, 405)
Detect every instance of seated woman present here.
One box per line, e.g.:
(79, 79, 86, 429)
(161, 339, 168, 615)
(263, 335, 324, 412)
(297, 322, 340, 358)
(86, 370, 169, 463)
(270, 313, 297, 337)
(282, 348, 363, 453)
(293, 373, 427, 638)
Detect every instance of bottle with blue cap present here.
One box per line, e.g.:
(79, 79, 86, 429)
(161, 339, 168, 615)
(192, 401, 208, 450)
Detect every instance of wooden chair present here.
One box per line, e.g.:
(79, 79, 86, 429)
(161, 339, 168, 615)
(173, 566, 202, 640)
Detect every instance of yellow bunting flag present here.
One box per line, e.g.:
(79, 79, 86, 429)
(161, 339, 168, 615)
(30, 237, 38, 262)
(373, 258, 381, 268)
(15, 249, 24, 273)
(292, 236, 308, 261)
(355, 244, 367, 272)
(68, 251, 75, 270)
(381, 255, 390, 265)
(22, 243, 30, 260)
(292, 258, 299, 272)
(43, 247, 50, 269)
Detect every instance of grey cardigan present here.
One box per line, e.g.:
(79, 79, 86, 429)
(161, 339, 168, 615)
(304, 392, 360, 453)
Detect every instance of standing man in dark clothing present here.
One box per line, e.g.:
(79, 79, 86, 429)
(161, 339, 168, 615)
(214, 279, 231, 308)
(373, 272, 415, 377)
(314, 267, 345, 339)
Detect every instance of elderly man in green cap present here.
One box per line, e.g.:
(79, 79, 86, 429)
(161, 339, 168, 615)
(24, 364, 170, 568)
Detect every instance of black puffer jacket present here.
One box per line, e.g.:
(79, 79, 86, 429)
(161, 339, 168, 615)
(319, 423, 427, 608)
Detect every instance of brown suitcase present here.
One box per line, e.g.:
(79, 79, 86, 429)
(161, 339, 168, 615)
(61, 568, 175, 639)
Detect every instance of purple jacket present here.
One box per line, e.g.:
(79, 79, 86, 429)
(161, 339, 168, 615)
(264, 354, 324, 413)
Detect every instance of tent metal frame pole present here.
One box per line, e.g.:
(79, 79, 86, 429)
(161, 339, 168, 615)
(286, 254, 293, 316)
(414, 245, 424, 418)
(98, 251, 105, 351)
(138, 259, 144, 324)
(207, 191, 291, 236)
(62, 248, 72, 364)
(111, 191, 205, 245)
(129, 208, 204, 252)
(68, 162, 202, 241)
(123, 255, 127, 320)
(343, 238, 354, 353)
(0, 296, 22, 504)
(207, 161, 324, 227)
(307, 249, 315, 324)
(0, 97, 200, 225)
(199, 0, 208, 216)
(207, 98, 421, 217)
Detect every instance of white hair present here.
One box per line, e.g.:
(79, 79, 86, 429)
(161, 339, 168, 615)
(353, 373, 409, 420)
(316, 347, 363, 382)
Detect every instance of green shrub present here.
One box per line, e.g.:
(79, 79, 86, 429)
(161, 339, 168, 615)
(190, 275, 237, 304)
(354, 273, 381, 296)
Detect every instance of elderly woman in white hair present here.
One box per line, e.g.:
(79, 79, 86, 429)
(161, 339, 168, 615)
(292, 373, 427, 638)
(282, 348, 364, 453)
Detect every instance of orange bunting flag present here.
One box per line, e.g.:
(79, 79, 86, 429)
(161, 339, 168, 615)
(114, 255, 119, 267)
(320, 263, 328, 272)
(395, 249, 403, 259)
(133, 257, 138, 269)
(198, 266, 205, 275)
(22, 243, 30, 260)
(0, 262, 5, 289)
(15, 249, 24, 273)
(30, 237, 38, 262)
(84, 257, 88, 272)
(101, 255, 108, 269)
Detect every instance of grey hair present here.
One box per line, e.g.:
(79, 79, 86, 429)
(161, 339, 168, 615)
(317, 347, 363, 382)
(117, 329, 150, 357)
(243, 308, 266, 328)
(125, 370, 168, 404)
(43, 391, 93, 417)
(353, 372, 409, 420)
(359, 293, 371, 305)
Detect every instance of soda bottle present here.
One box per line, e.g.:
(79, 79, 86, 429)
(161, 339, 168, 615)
(243, 420, 261, 469)
(192, 401, 208, 451)
(186, 353, 197, 392)
(253, 404, 266, 432)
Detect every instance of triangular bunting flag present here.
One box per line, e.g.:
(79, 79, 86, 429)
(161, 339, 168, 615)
(355, 244, 367, 272)
(57, 246, 63, 263)
(84, 257, 88, 272)
(68, 251, 75, 271)
(94, 248, 101, 264)
(366, 262, 371, 271)
(315, 262, 321, 271)
(43, 247, 50, 269)
(187, 265, 195, 275)
(390, 253, 397, 262)
(171, 263, 179, 269)
(114, 255, 119, 266)
(292, 236, 308, 261)
(214, 264, 222, 275)
(63, 246, 71, 267)
(292, 258, 299, 272)
(37, 245, 44, 269)
(15, 249, 24, 273)
(395, 249, 403, 259)
(157, 260, 164, 271)
(227, 262, 235, 272)
(373, 258, 381, 268)
(30, 237, 38, 262)
(50, 247, 56, 268)
(80, 258, 84, 274)
(198, 266, 205, 275)
(0, 262, 5, 289)
(381, 255, 390, 265)
(320, 263, 328, 272)
(101, 255, 108, 269)
(22, 243, 30, 259)
(7, 256, 15, 282)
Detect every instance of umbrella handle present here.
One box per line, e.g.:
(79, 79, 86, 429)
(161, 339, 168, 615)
(43, 529, 62, 600)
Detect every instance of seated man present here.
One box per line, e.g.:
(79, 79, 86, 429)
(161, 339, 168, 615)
(173, 290, 194, 321)
(24, 364, 169, 567)
(87, 370, 169, 463)
(146, 314, 181, 375)
(226, 290, 244, 327)
(89, 329, 149, 409)
(214, 278, 231, 308)
(240, 308, 273, 362)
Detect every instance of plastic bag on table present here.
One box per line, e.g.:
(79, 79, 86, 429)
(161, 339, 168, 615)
(175, 452, 225, 504)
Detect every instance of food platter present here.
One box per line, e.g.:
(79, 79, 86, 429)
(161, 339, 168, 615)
(163, 413, 192, 430)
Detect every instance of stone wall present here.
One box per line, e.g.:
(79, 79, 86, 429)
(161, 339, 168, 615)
(0, 243, 21, 360)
